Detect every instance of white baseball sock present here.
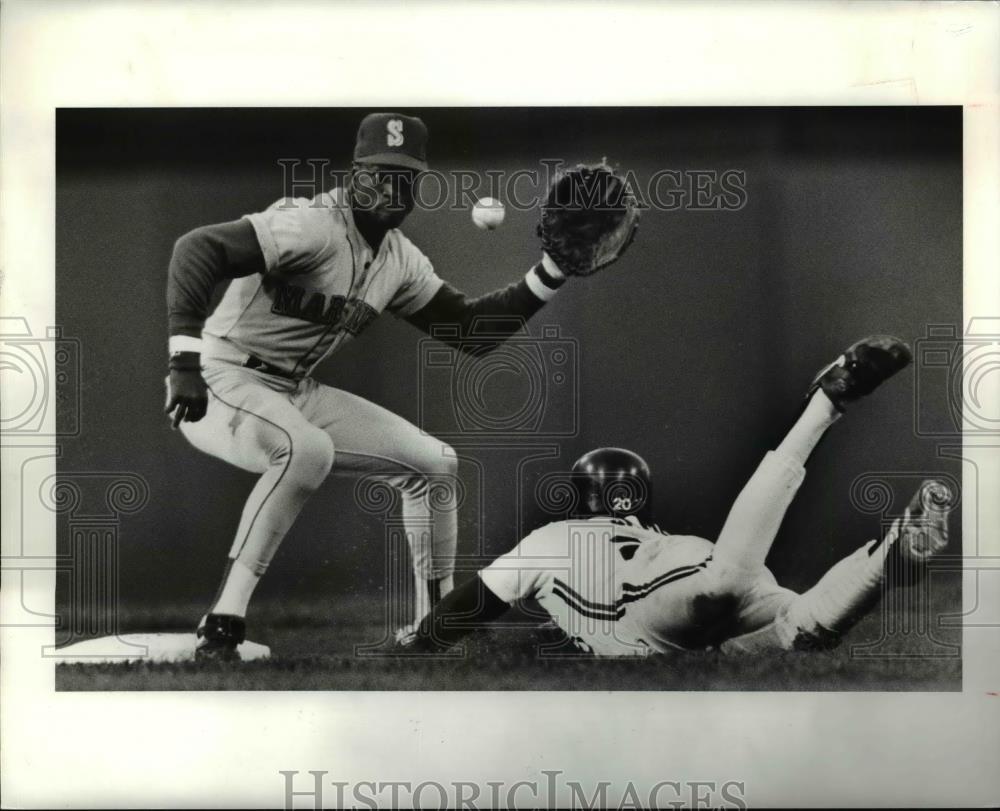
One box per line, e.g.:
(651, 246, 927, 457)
(712, 392, 844, 604)
(777, 390, 841, 467)
(713, 450, 807, 572)
(779, 540, 886, 646)
(212, 558, 261, 617)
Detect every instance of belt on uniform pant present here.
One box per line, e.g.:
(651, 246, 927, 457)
(242, 354, 296, 379)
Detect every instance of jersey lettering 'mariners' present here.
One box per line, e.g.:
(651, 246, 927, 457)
(269, 279, 379, 335)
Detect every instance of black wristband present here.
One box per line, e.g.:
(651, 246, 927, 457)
(168, 351, 202, 372)
(532, 260, 567, 290)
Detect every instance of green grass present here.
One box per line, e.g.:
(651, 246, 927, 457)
(55, 575, 962, 692)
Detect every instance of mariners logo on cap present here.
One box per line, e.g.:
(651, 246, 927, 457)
(386, 119, 404, 147)
(354, 112, 428, 172)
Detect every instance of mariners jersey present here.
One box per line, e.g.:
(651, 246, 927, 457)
(480, 516, 716, 656)
(201, 188, 443, 377)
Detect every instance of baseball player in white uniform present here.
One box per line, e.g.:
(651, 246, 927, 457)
(165, 113, 580, 660)
(400, 336, 954, 656)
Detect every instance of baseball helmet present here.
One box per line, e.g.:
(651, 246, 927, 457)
(571, 447, 653, 522)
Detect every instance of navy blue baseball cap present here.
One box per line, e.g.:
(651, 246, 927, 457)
(354, 112, 429, 172)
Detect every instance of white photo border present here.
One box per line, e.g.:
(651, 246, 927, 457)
(2, 1, 998, 807)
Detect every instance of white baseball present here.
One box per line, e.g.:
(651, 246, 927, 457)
(472, 197, 505, 230)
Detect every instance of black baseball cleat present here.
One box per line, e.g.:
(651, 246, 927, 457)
(806, 335, 913, 412)
(195, 613, 246, 662)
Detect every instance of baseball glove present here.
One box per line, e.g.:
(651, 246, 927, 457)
(537, 160, 640, 277)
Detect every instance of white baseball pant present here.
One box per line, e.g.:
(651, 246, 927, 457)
(178, 360, 458, 587)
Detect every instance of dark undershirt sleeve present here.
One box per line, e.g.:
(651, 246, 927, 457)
(167, 219, 266, 339)
(404, 261, 566, 352)
(408, 573, 511, 652)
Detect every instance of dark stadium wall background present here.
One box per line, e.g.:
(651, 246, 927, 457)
(55, 107, 961, 609)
